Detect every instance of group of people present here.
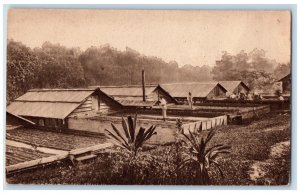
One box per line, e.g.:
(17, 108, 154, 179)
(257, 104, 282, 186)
(158, 92, 194, 121)
(228, 91, 264, 101)
(158, 91, 286, 121)
(157, 92, 193, 121)
(229, 91, 285, 101)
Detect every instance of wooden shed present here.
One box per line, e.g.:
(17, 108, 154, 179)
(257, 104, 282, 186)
(160, 82, 227, 103)
(6, 88, 121, 128)
(90, 85, 177, 107)
(277, 73, 291, 93)
(219, 81, 250, 95)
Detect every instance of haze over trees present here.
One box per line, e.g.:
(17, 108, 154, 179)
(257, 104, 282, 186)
(7, 40, 290, 103)
(6, 40, 212, 103)
(79, 45, 213, 86)
(211, 49, 290, 91)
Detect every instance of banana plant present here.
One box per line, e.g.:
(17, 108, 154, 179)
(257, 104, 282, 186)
(178, 129, 230, 185)
(105, 115, 157, 156)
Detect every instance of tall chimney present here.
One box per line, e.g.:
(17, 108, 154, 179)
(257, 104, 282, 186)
(142, 70, 146, 102)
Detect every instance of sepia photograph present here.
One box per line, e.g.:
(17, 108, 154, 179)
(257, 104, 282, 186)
(5, 9, 292, 186)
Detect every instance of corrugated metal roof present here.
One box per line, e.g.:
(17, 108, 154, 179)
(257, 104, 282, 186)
(278, 73, 291, 82)
(16, 89, 95, 103)
(160, 82, 222, 98)
(6, 88, 100, 119)
(6, 101, 80, 119)
(99, 85, 157, 97)
(219, 81, 250, 93)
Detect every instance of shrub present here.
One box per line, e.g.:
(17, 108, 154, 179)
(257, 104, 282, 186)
(105, 115, 157, 183)
(105, 115, 157, 156)
(179, 129, 231, 185)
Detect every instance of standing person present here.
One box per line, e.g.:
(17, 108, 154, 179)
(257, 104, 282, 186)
(278, 94, 284, 109)
(159, 96, 167, 121)
(187, 92, 193, 110)
(247, 92, 253, 100)
(230, 92, 237, 100)
(240, 92, 246, 100)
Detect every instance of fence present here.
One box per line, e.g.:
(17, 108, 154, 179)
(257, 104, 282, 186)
(181, 115, 228, 134)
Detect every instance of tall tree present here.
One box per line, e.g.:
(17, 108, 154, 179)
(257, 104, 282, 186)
(248, 48, 277, 73)
(80, 45, 213, 86)
(33, 42, 86, 88)
(7, 40, 40, 104)
(274, 62, 290, 79)
(211, 49, 280, 91)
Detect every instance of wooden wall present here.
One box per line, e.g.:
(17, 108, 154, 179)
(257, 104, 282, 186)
(22, 116, 67, 129)
(206, 85, 227, 99)
(69, 93, 119, 117)
(234, 84, 250, 94)
(72, 97, 93, 114)
(150, 88, 176, 104)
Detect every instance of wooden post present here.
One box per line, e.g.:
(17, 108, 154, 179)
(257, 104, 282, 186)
(142, 70, 146, 102)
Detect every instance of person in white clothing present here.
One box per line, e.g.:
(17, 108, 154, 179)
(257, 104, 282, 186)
(159, 96, 167, 121)
(187, 92, 193, 110)
(278, 94, 284, 109)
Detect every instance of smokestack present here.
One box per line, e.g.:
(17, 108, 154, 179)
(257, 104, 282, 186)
(142, 70, 146, 102)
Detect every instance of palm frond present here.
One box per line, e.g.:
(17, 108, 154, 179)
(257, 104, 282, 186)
(121, 117, 130, 140)
(211, 161, 224, 178)
(204, 129, 216, 144)
(105, 115, 156, 156)
(127, 116, 135, 142)
(180, 128, 230, 185)
(110, 123, 129, 147)
(178, 158, 196, 170)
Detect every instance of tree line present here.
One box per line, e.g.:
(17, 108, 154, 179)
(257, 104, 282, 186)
(211, 49, 290, 91)
(7, 39, 290, 104)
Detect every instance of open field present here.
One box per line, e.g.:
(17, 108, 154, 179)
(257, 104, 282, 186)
(6, 128, 107, 151)
(6, 112, 290, 185)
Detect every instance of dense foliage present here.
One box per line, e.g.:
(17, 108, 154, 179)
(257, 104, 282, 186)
(211, 49, 290, 91)
(79, 46, 213, 86)
(7, 40, 86, 104)
(7, 40, 212, 103)
(7, 40, 40, 103)
(7, 40, 290, 103)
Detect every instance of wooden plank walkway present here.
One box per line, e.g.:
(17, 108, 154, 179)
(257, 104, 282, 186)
(6, 141, 113, 174)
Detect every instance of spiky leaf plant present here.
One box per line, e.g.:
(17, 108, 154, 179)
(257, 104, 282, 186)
(179, 129, 230, 185)
(105, 115, 157, 156)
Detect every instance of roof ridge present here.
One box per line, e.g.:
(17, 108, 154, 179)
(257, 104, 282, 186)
(161, 82, 218, 85)
(219, 80, 242, 83)
(28, 88, 96, 92)
(90, 85, 157, 88)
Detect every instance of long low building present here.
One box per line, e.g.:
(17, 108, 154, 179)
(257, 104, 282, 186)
(90, 85, 177, 107)
(6, 88, 122, 128)
(160, 82, 227, 102)
(218, 81, 250, 95)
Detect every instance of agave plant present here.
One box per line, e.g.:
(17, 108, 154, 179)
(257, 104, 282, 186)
(105, 115, 157, 156)
(179, 129, 231, 185)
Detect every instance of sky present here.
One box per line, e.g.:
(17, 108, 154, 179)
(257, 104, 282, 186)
(7, 9, 291, 67)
